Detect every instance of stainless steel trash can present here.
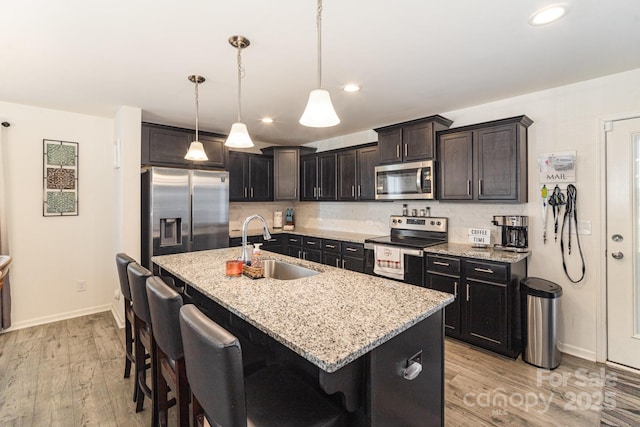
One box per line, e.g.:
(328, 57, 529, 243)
(520, 277, 563, 369)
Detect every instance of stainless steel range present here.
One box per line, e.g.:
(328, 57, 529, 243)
(365, 216, 448, 285)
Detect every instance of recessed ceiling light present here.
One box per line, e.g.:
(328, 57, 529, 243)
(343, 84, 360, 93)
(529, 4, 568, 25)
(261, 117, 274, 124)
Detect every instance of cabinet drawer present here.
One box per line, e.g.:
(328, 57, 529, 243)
(465, 260, 508, 283)
(323, 239, 342, 254)
(287, 235, 302, 246)
(426, 255, 461, 275)
(342, 242, 364, 257)
(303, 236, 322, 249)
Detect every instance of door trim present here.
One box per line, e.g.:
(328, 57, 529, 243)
(598, 111, 640, 363)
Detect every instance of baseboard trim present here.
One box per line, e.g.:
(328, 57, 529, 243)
(0, 304, 112, 333)
(110, 303, 125, 329)
(558, 341, 597, 362)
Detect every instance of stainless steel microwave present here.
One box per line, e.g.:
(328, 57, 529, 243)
(375, 160, 436, 200)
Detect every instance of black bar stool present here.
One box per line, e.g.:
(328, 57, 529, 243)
(126, 262, 157, 422)
(146, 276, 189, 427)
(115, 253, 136, 385)
(179, 304, 346, 427)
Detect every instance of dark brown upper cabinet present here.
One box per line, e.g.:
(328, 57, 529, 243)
(228, 151, 273, 202)
(261, 146, 316, 201)
(141, 123, 226, 169)
(375, 115, 453, 165)
(437, 115, 532, 203)
(337, 143, 378, 201)
(300, 152, 337, 201)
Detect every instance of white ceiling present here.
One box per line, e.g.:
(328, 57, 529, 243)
(1, 1, 639, 146)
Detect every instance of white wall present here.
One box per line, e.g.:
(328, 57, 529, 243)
(233, 68, 640, 361)
(111, 106, 142, 326)
(0, 101, 118, 329)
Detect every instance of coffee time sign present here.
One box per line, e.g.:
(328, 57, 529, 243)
(469, 228, 491, 246)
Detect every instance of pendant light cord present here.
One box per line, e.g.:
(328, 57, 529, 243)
(194, 78, 200, 141)
(317, 0, 323, 89)
(236, 45, 244, 123)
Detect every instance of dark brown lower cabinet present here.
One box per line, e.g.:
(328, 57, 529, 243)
(425, 254, 526, 358)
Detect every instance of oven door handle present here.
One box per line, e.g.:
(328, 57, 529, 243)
(401, 248, 424, 258)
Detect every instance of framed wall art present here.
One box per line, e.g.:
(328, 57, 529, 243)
(43, 139, 78, 216)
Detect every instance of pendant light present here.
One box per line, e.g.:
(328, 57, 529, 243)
(184, 75, 209, 161)
(299, 0, 340, 128)
(225, 35, 254, 148)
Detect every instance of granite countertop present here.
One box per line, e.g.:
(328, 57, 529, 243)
(424, 242, 531, 263)
(153, 247, 452, 373)
(229, 226, 384, 244)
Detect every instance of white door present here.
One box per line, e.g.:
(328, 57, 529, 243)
(606, 117, 640, 370)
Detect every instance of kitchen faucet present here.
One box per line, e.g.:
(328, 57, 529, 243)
(241, 214, 271, 264)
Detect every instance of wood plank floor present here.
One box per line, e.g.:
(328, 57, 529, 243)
(0, 311, 638, 426)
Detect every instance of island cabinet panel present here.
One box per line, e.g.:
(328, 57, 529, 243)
(142, 123, 227, 169)
(425, 254, 526, 358)
(437, 115, 532, 203)
(369, 310, 444, 426)
(375, 115, 453, 165)
(228, 151, 273, 201)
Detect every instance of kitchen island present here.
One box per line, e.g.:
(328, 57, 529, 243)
(153, 247, 453, 426)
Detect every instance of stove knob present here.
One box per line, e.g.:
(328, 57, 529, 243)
(397, 219, 402, 224)
(430, 220, 435, 225)
(437, 221, 441, 226)
(392, 219, 397, 224)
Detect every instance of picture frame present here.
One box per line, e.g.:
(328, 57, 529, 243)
(43, 139, 79, 216)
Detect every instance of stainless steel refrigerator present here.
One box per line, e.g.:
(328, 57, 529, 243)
(141, 167, 229, 269)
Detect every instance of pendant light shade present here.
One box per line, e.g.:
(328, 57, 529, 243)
(300, 0, 340, 128)
(185, 75, 209, 161)
(225, 36, 254, 148)
(226, 122, 253, 148)
(299, 89, 340, 127)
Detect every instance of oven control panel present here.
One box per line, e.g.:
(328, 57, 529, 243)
(389, 215, 447, 232)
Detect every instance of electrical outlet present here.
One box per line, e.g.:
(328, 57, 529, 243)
(77, 280, 87, 292)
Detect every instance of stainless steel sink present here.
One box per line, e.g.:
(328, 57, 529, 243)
(262, 260, 319, 280)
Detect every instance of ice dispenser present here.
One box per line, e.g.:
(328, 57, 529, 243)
(160, 218, 182, 247)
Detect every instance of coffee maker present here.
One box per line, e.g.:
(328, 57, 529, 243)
(491, 215, 529, 252)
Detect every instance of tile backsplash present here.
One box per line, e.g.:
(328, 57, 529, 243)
(231, 200, 527, 244)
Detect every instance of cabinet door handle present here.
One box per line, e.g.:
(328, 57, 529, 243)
(396, 145, 400, 158)
(244, 187, 248, 198)
(250, 187, 254, 198)
(307, 241, 316, 245)
(474, 267, 494, 274)
(357, 185, 361, 197)
(303, 252, 307, 260)
(466, 284, 470, 301)
(336, 259, 340, 268)
(326, 244, 336, 249)
(289, 238, 298, 243)
(298, 250, 302, 259)
(433, 261, 450, 267)
(404, 144, 408, 157)
(345, 247, 358, 252)
(318, 187, 322, 198)
(294, 188, 297, 198)
(454, 281, 458, 298)
(352, 185, 355, 197)
(313, 187, 317, 198)
(478, 179, 482, 196)
(342, 259, 345, 269)
(467, 181, 471, 196)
